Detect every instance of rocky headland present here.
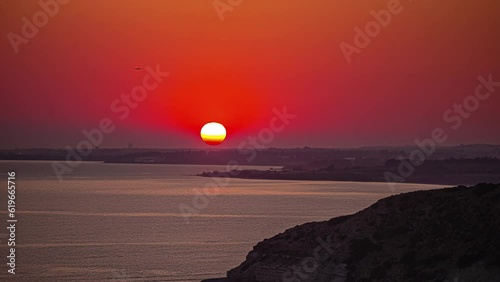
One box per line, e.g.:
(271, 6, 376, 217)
(202, 183, 500, 282)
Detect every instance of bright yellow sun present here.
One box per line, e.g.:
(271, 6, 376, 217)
(200, 122, 226, 145)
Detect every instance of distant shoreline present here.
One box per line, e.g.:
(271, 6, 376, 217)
(197, 167, 500, 186)
(3, 147, 499, 187)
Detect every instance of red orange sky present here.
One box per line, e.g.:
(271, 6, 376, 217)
(1, 0, 499, 148)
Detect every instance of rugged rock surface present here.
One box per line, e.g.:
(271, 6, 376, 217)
(205, 183, 500, 282)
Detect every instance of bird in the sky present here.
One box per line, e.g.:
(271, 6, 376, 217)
(133, 66, 144, 71)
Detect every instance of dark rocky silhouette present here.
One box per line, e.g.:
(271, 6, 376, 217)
(203, 183, 500, 282)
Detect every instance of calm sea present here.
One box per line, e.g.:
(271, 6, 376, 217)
(0, 161, 446, 281)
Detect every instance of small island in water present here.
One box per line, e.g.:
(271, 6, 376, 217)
(202, 183, 500, 282)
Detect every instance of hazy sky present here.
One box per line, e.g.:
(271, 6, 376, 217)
(1, 0, 499, 149)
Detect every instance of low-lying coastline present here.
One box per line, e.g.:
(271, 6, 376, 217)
(197, 164, 500, 185)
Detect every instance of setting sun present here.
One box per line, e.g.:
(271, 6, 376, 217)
(200, 122, 226, 145)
